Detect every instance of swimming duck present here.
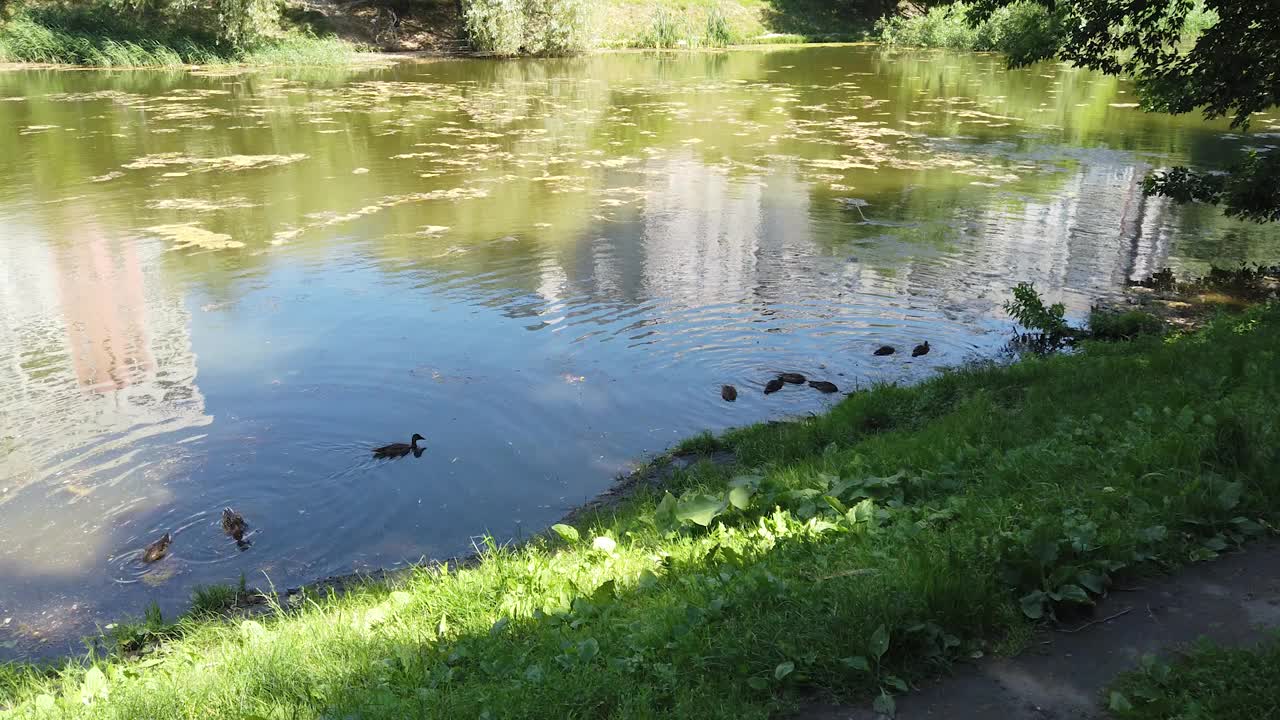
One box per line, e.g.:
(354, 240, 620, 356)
(721, 385, 738, 402)
(912, 341, 931, 357)
(779, 373, 807, 385)
(373, 433, 425, 459)
(809, 380, 839, 394)
(141, 532, 171, 563)
(764, 378, 785, 395)
(221, 507, 247, 543)
(874, 345, 896, 356)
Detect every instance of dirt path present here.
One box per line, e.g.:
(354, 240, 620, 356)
(803, 540, 1280, 719)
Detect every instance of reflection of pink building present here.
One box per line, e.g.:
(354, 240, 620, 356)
(57, 227, 157, 392)
(0, 204, 208, 495)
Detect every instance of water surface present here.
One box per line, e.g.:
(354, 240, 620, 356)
(2, 46, 1278, 657)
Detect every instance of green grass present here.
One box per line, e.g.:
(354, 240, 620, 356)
(0, 7, 358, 67)
(1088, 309, 1165, 341)
(1, 304, 1279, 718)
(1108, 634, 1280, 719)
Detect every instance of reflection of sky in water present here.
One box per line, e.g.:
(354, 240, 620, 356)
(1, 46, 1278, 658)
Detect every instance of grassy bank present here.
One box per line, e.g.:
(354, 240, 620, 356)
(2, 295, 1279, 717)
(459, 0, 878, 55)
(1109, 634, 1280, 718)
(0, 5, 357, 67)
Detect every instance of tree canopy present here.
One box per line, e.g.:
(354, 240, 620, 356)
(970, 0, 1280, 222)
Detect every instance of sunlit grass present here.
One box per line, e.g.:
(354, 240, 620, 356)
(0, 9, 357, 67)
(1, 304, 1278, 718)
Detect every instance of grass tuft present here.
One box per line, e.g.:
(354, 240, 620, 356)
(1108, 634, 1280, 719)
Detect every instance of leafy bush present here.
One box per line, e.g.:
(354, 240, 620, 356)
(642, 6, 682, 49)
(704, 5, 733, 48)
(462, 0, 525, 54)
(462, 0, 590, 56)
(876, 1, 1061, 62)
(1004, 282, 1072, 348)
(523, 0, 590, 55)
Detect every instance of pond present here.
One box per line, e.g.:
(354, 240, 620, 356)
(2, 45, 1278, 659)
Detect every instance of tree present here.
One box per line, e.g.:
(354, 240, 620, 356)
(969, 0, 1280, 222)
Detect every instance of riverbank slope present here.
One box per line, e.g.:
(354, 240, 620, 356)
(0, 0, 885, 67)
(2, 276, 1278, 717)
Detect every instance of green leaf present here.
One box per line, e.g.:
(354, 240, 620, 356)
(676, 494, 728, 527)
(390, 590, 412, 606)
(883, 674, 908, 692)
(80, 666, 108, 704)
(869, 624, 890, 661)
(591, 535, 617, 553)
(551, 524, 580, 543)
(747, 676, 769, 690)
(873, 690, 896, 717)
(1217, 481, 1243, 510)
(590, 580, 616, 605)
(728, 474, 763, 489)
(34, 694, 55, 710)
(654, 492, 679, 532)
(774, 661, 794, 680)
(823, 495, 848, 514)
(524, 665, 544, 683)
(1202, 535, 1229, 552)
(1054, 583, 1091, 604)
(637, 569, 659, 590)
(1020, 591, 1046, 619)
(841, 655, 870, 672)
(729, 485, 755, 510)
(1077, 571, 1106, 595)
(847, 498, 876, 524)
(1109, 691, 1133, 712)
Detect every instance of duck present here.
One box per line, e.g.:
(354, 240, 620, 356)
(912, 341, 931, 357)
(141, 532, 171, 563)
(721, 385, 738, 402)
(874, 345, 896, 356)
(764, 378, 785, 395)
(809, 380, 839, 394)
(221, 507, 248, 543)
(373, 433, 425, 459)
(778, 373, 806, 385)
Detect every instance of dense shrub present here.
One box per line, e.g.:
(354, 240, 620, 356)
(462, 0, 590, 56)
(106, 0, 281, 47)
(877, 1, 1061, 62)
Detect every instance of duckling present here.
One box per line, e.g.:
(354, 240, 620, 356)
(809, 380, 839, 394)
(373, 433, 425, 459)
(778, 373, 806, 385)
(141, 532, 171, 563)
(221, 507, 247, 543)
(874, 345, 896, 356)
(721, 385, 738, 402)
(912, 341, 931, 357)
(764, 378, 785, 395)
